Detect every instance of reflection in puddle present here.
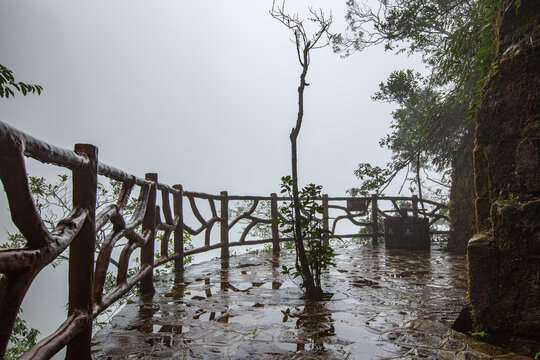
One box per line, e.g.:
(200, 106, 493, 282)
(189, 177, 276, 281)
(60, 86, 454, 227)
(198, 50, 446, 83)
(163, 272, 189, 299)
(237, 263, 261, 268)
(192, 310, 231, 323)
(281, 301, 336, 355)
(138, 303, 159, 320)
(216, 313, 230, 323)
(349, 277, 380, 288)
(221, 282, 250, 293)
(158, 325, 186, 334)
(94, 245, 471, 360)
(143, 328, 191, 348)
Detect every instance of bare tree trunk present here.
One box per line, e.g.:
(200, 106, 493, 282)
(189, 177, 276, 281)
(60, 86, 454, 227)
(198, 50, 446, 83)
(290, 45, 322, 300)
(270, 1, 331, 301)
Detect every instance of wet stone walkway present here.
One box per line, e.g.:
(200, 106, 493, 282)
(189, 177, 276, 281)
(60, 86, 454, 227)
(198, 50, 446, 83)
(92, 245, 531, 359)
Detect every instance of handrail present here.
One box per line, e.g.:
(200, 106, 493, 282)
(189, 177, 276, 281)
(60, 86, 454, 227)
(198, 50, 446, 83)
(0, 121, 450, 359)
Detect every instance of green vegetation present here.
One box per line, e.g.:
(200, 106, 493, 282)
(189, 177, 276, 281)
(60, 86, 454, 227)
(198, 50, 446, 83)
(506, 193, 520, 203)
(336, 0, 487, 194)
(331, 0, 508, 251)
(277, 176, 335, 298)
(469, 331, 489, 338)
(0, 64, 42, 98)
(3, 310, 39, 360)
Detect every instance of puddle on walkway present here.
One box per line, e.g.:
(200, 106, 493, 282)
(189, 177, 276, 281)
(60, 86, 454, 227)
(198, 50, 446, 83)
(92, 244, 531, 359)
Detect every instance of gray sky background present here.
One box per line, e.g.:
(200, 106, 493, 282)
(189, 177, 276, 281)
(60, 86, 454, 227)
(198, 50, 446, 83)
(1, 0, 423, 196)
(1, 0, 424, 344)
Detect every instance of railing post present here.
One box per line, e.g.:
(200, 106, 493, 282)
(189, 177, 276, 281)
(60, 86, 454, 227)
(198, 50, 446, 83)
(322, 194, 329, 247)
(412, 194, 419, 218)
(173, 184, 184, 272)
(270, 193, 280, 255)
(66, 144, 97, 360)
(371, 194, 379, 245)
(140, 173, 157, 295)
(220, 191, 229, 260)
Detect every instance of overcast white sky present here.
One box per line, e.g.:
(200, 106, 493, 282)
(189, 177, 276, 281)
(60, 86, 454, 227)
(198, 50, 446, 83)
(1, 0, 424, 343)
(1, 0, 423, 196)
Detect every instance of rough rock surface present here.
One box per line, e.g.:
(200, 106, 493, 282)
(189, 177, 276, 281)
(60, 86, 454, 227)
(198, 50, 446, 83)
(448, 134, 476, 254)
(468, 0, 540, 355)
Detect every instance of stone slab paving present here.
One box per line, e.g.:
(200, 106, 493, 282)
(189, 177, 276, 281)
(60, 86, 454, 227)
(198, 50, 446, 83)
(92, 245, 532, 359)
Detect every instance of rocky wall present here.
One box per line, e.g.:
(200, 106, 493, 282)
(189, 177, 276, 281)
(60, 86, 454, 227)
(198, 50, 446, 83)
(468, 0, 540, 355)
(448, 133, 476, 253)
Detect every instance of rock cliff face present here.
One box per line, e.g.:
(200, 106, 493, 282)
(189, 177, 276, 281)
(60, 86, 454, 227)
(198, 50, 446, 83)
(448, 133, 476, 253)
(468, 0, 539, 354)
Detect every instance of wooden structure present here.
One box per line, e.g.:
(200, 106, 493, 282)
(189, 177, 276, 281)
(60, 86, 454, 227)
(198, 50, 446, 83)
(384, 217, 431, 250)
(0, 121, 449, 359)
(384, 194, 431, 250)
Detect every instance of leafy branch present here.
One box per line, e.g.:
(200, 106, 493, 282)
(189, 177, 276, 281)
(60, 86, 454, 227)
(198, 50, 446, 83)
(0, 64, 43, 98)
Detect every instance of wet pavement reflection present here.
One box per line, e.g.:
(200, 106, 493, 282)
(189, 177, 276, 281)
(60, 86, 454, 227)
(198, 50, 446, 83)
(92, 245, 531, 359)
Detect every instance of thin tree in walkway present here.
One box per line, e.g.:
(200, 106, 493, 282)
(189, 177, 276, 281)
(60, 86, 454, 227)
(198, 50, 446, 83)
(270, 1, 332, 300)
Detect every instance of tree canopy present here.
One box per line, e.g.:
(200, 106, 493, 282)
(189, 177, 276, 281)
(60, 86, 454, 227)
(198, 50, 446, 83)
(334, 0, 500, 197)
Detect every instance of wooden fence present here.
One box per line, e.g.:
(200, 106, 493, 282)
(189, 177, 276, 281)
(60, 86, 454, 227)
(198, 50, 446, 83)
(0, 121, 449, 359)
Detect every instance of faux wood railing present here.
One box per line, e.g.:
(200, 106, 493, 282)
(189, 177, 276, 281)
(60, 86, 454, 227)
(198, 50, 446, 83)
(0, 121, 449, 359)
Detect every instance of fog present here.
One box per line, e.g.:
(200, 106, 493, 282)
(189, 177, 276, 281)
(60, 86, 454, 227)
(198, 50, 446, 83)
(1, 0, 423, 346)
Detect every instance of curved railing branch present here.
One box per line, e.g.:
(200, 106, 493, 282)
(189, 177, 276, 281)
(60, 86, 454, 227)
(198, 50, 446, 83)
(95, 265, 153, 317)
(97, 163, 147, 187)
(331, 214, 372, 235)
(93, 229, 128, 305)
(161, 190, 174, 225)
(186, 194, 209, 227)
(228, 200, 259, 229)
(0, 135, 51, 249)
(0, 249, 43, 272)
(0, 121, 452, 360)
(208, 198, 218, 218)
(20, 312, 90, 360)
(159, 228, 173, 258)
(183, 190, 221, 200)
(239, 221, 259, 243)
(116, 181, 134, 209)
(0, 121, 88, 170)
(95, 204, 119, 232)
(47, 207, 89, 256)
(117, 242, 139, 285)
(182, 216, 221, 237)
(125, 185, 150, 229)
